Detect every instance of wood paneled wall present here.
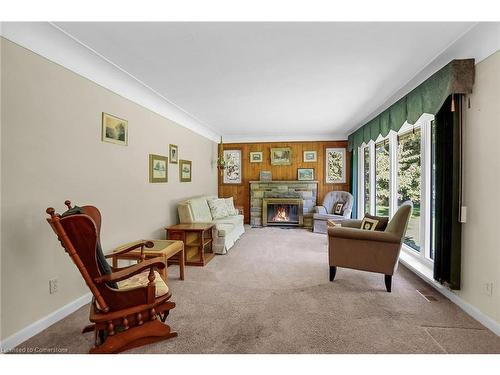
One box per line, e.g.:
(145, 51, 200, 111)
(218, 140, 351, 223)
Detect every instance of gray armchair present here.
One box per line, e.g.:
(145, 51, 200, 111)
(312, 191, 353, 233)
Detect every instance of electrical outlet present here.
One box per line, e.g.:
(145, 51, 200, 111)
(49, 278, 58, 294)
(483, 282, 493, 297)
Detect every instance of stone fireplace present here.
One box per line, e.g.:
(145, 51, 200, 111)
(262, 198, 304, 226)
(249, 180, 318, 227)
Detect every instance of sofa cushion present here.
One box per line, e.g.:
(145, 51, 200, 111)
(189, 197, 213, 222)
(313, 213, 345, 221)
(214, 215, 243, 226)
(208, 198, 230, 219)
(116, 270, 169, 297)
(224, 197, 239, 216)
(214, 223, 234, 237)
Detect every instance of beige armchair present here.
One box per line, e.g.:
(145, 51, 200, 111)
(328, 201, 413, 292)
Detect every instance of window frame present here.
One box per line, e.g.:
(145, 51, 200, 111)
(357, 114, 434, 265)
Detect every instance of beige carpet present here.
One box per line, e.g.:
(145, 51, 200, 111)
(16, 226, 500, 353)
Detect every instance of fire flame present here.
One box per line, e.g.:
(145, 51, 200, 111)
(272, 206, 290, 222)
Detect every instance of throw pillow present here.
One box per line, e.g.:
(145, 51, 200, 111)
(208, 198, 230, 219)
(360, 214, 389, 231)
(224, 197, 239, 216)
(333, 201, 345, 215)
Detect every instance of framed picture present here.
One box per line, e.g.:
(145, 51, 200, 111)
(250, 151, 263, 163)
(270, 147, 292, 165)
(297, 168, 314, 181)
(325, 148, 346, 184)
(303, 150, 317, 162)
(223, 149, 242, 184)
(102, 112, 128, 146)
(260, 170, 272, 181)
(169, 144, 178, 164)
(149, 154, 168, 183)
(179, 159, 192, 182)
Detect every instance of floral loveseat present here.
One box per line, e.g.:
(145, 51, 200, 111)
(177, 196, 245, 254)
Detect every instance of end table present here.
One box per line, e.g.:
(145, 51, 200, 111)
(165, 223, 215, 266)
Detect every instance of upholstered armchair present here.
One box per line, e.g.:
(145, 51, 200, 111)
(312, 191, 353, 233)
(328, 201, 413, 292)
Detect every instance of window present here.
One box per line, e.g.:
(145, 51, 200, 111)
(375, 139, 390, 217)
(397, 128, 421, 251)
(363, 146, 370, 215)
(358, 114, 434, 264)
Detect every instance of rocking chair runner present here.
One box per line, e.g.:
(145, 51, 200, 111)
(45, 200, 177, 354)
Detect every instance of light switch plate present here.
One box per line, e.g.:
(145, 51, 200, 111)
(460, 206, 467, 223)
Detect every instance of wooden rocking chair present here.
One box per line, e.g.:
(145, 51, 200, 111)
(46, 200, 177, 353)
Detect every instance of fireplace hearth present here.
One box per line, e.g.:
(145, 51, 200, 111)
(262, 198, 303, 226)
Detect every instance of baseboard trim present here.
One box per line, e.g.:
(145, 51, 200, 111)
(400, 258, 500, 337)
(0, 292, 92, 353)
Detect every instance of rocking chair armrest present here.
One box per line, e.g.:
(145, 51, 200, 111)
(95, 258, 166, 284)
(105, 240, 154, 258)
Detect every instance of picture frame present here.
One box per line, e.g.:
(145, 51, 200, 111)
(169, 144, 178, 164)
(223, 149, 242, 184)
(102, 112, 128, 146)
(297, 168, 314, 181)
(179, 159, 192, 182)
(249, 151, 263, 163)
(303, 150, 317, 162)
(270, 147, 292, 165)
(325, 147, 346, 184)
(149, 154, 168, 183)
(260, 170, 272, 181)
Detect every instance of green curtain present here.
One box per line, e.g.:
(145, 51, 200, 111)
(348, 59, 474, 221)
(348, 59, 474, 152)
(433, 96, 462, 289)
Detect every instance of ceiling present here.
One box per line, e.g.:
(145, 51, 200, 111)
(54, 22, 474, 141)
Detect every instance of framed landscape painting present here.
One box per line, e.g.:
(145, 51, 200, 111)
(303, 150, 317, 162)
(149, 154, 168, 183)
(223, 149, 242, 184)
(250, 151, 263, 163)
(297, 168, 314, 181)
(169, 144, 178, 164)
(270, 147, 292, 165)
(102, 112, 128, 146)
(179, 159, 192, 182)
(325, 148, 346, 184)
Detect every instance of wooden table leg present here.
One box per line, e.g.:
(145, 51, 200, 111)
(179, 246, 185, 280)
(200, 230, 205, 265)
(162, 254, 168, 280)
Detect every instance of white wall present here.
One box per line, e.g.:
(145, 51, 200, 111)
(459, 50, 500, 324)
(0, 37, 218, 340)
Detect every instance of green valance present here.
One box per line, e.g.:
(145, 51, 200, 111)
(348, 59, 475, 151)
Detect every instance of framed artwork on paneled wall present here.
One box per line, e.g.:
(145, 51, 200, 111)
(325, 147, 346, 184)
(303, 150, 317, 162)
(223, 149, 242, 184)
(250, 151, 263, 163)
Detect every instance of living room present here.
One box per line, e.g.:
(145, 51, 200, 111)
(1, 1, 500, 373)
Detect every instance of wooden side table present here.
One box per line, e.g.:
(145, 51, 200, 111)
(110, 239, 185, 280)
(165, 223, 215, 266)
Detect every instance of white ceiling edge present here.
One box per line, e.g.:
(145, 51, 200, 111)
(223, 133, 348, 143)
(0, 22, 220, 143)
(347, 22, 500, 136)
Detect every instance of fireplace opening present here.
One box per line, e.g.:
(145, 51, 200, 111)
(262, 198, 303, 226)
(268, 204, 299, 224)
